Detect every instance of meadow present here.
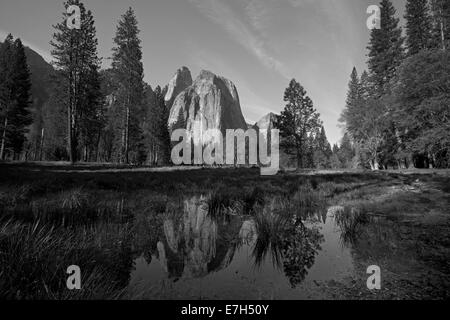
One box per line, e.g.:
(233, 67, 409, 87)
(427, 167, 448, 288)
(0, 163, 449, 299)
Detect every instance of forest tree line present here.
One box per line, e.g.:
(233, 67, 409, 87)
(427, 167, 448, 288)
(0, 0, 449, 170)
(0, 0, 170, 165)
(339, 0, 450, 169)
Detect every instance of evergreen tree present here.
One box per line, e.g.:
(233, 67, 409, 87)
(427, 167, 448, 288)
(340, 68, 386, 170)
(338, 133, 355, 169)
(0, 35, 32, 160)
(277, 79, 322, 168)
(367, 0, 404, 95)
(144, 85, 171, 166)
(405, 0, 433, 55)
(42, 71, 68, 160)
(8, 39, 32, 158)
(330, 144, 342, 169)
(0, 34, 15, 160)
(392, 49, 450, 168)
(50, 0, 101, 163)
(339, 67, 362, 135)
(79, 64, 104, 162)
(111, 7, 145, 164)
(313, 126, 332, 169)
(431, 0, 450, 50)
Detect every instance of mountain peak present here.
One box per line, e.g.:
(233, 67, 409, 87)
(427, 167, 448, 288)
(165, 66, 193, 107)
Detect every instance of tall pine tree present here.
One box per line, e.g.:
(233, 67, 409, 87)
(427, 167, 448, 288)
(0, 34, 15, 160)
(50, 0, 101, 163)
(0, 35, 32, 160)
(367, 0, 404, 95)
(8, 39, 32, 158)
(111, 7, 145, 164)
(339, 67, 362, 135)
(405, 0, 433, 55)
(144, 85, 171, 166)
(277, 79, 322, 168)
(431, 0, 450, 50)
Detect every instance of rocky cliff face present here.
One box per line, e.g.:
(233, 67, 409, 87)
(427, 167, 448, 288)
(164, 66, 193, 109)
(167, 69, 248, 146)
(253, 112, 278, 131)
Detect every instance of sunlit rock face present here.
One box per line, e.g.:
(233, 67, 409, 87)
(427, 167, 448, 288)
(165, 66, 193, 109)
(157, 196, 242, 279)
(167, 69, 248, 146)
(253, 112, 278, 131)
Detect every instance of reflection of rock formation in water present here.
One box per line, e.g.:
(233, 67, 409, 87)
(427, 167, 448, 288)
(156, 196, 242, 279)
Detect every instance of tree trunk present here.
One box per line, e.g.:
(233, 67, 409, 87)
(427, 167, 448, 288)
(439, 8, 446, 50)
(68, 104, 77, 164)
(0, 117, 8, 160)
(68, 71, 78, 164)
(83, 145, 88, 162)
(125, 106, 130, 164)
(296, 140, 303, 169)
(95, 129, 101, 163)
(373, 158, 379, 170)
(370, 158, 380, 171)
(38, 128, 45, 161)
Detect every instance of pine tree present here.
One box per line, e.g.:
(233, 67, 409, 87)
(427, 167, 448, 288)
(0, 35, 32, 160)
(392, 49, 450, 168)
(339, 67, 362, 134)
(330, 144, 342, 169)
(367, 0, 404, 95)
(431, 0, 450, 50)
(313, 126, 332, 169)
(50, 0, 101, 163)
(79, 64, 104, 162)
(152, 86, 171, 165)
(0, 34, 15, 160)
(338, 133, 355, 169)
(340, 67, 386, 170)
(405, 0, 433, 55)
(8, 39, 32, 158)
(277, 79, 322, 168)
(42, 71, 69, 160)
(111, 7, 145, 164)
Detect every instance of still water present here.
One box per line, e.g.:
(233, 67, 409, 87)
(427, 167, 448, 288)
(127, 195, 358, 299)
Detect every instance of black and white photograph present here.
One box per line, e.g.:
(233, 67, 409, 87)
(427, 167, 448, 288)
(0, 0, 449, 309)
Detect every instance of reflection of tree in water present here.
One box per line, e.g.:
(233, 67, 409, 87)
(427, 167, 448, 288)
(280, 224, 323, 287)
(253, 198, 324, 288)
(334, 205, 411, 261)
(334, 206, 372, 247)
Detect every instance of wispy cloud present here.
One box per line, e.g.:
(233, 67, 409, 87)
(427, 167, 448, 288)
(188, 0, 289, 79)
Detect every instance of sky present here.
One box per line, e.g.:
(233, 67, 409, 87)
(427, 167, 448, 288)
(0, 0, 406, 145)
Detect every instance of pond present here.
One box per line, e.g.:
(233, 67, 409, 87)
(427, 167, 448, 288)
(2, 170, 448, 299)
(126, 195, 365, 299)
